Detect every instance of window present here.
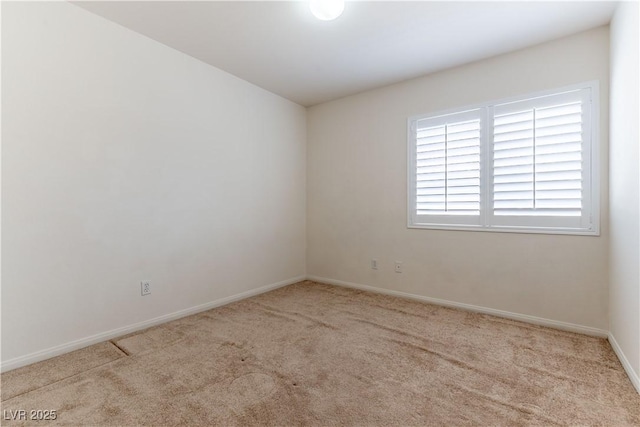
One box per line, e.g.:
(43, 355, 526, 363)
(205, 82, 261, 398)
(408, 82, 599, 235)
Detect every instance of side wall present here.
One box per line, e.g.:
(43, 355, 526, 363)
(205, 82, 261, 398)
(2, 2, 306, 368)
(307, 27, 610, 332)
(609, 1, 640, 392)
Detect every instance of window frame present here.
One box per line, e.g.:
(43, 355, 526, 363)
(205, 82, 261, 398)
(407, 81, 600, 236)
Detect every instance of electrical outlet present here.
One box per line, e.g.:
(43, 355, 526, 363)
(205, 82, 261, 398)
(394, 262, 403, 273)
(141, 281, 151, 296)
(371, 259, 378, 270)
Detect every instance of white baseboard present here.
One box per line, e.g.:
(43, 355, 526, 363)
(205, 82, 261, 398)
(1, 275, 306, 373)
(608, 332, 640, 394)
(307, 275, 609, 338)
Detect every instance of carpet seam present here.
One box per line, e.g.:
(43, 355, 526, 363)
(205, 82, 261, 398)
(247, 301, 339, 330)
(109, 340, 131, 357)
(1, 354, 128, 403)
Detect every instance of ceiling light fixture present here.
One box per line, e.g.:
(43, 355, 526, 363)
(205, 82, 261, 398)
(310, 0, 345, 21)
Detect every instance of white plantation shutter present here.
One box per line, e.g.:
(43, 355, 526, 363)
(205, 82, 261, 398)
(411, 109, 482, 226)
(489, 88, 593, 230)
(408, 82, 597, 234)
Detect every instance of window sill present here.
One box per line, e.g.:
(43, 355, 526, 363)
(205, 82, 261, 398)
(407, 223, 600, 236)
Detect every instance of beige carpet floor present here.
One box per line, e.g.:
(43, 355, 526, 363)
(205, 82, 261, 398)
(1, 281, 639, 426)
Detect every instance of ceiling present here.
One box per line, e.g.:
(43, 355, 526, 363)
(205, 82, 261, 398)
(74, 1, 617, 107)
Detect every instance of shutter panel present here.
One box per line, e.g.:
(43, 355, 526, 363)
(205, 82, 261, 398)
(534, 102, 583, 216)
(492, 90, 586, 219)
(493, 109, 534, 213)
(415, 110, 481, 217)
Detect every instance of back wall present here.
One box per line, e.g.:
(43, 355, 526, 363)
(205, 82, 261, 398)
(307, 26, 609, 331)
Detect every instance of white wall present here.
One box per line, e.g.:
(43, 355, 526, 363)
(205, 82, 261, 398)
(609, 1, 640, 390)
(1, 2, 306, 366)
(307, 27, 610, 331)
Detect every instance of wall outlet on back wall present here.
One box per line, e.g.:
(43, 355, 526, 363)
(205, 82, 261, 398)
(141, 281, 151, 296)
(394, 262, 403, 273)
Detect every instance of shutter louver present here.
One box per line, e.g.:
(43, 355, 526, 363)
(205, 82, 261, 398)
(416, 114, 481, 216)
(493, 93, 584, 217)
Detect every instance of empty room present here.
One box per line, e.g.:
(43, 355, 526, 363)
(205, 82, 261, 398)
(1, 0, 639, 425)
